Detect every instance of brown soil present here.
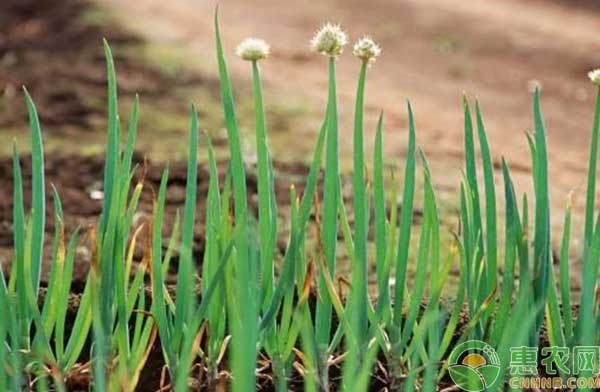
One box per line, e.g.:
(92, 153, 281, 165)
(0, 0, 200, 278)
(0, 153, 313, 281)
(0, 0, 242, 276)
(101, 0, 600, 246)
(1, 0, 131, 130)
(89, 0, 600, 301)
(0, 0, 225, 161)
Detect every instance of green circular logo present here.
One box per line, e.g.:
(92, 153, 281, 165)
(448, 340, 501, 391)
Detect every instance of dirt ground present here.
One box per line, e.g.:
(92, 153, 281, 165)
(2, 0, 600, 278)
(1, 0, 599, 292)
(100, 0, 600, 245)
(0, 0, 233, 159)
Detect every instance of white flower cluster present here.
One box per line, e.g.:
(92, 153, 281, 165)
(310, 23, 348, 56)
(589, 69, 600, 86)
(236, 38, 270, 62)
(236, 23, 382, 65)
(353, 36, 381, 65)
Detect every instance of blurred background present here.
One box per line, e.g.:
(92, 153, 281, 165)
(2, 0, 600, 274)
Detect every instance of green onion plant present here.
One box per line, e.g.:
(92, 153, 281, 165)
(2, 12, 600, 392)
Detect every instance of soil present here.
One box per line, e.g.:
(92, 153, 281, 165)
(0, 152, 314, 280)
(0, 0, 226, 161)
(0, 0, 190, 274)
(100, 0, 600, 247)
(3, 0, 167, 130)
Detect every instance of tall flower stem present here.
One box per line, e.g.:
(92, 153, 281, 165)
(315, 55, 340, 385)
(252, 60, 276, 306)
(342, 60, 368, 389)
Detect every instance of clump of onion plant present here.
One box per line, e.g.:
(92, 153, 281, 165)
(310, 21, 347, 390)
(341, 33, 382, 391)
(6, 9, 600, 392)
